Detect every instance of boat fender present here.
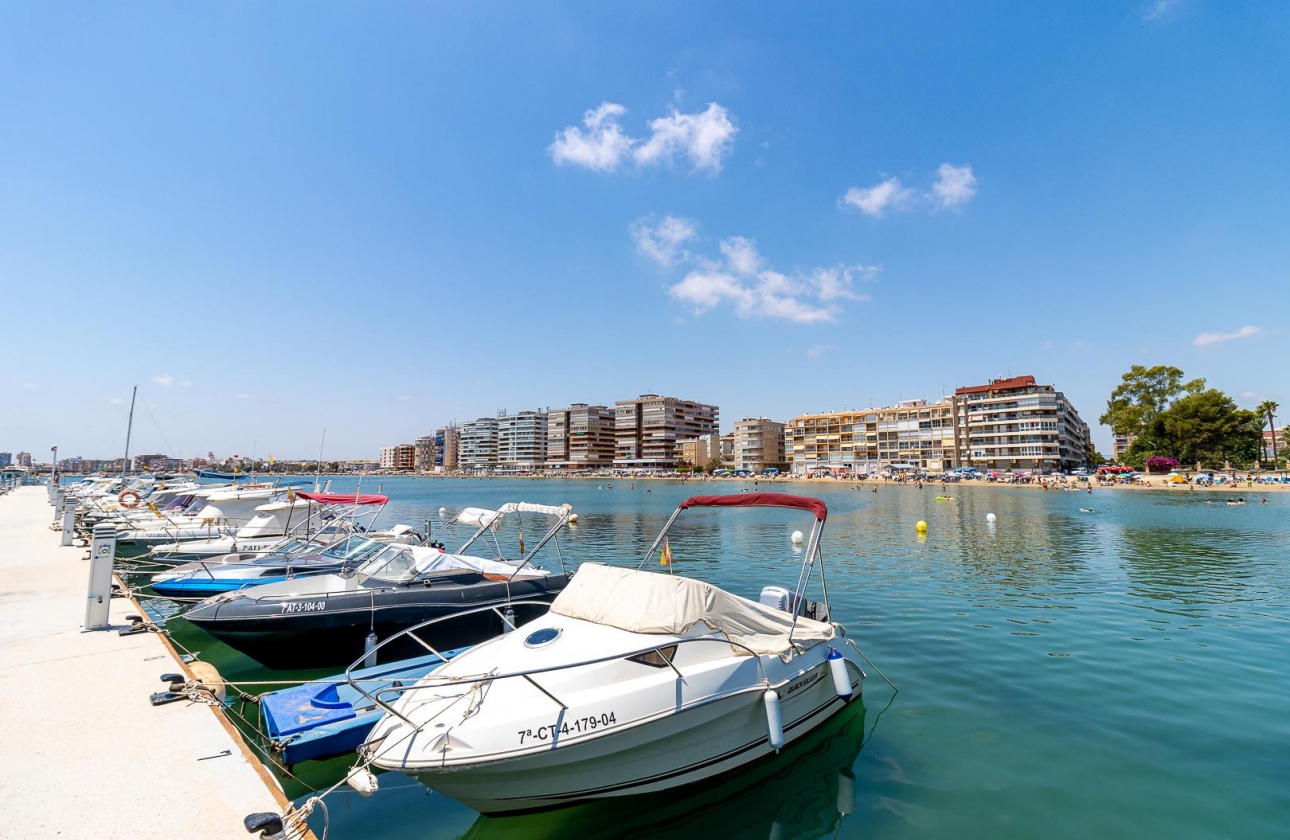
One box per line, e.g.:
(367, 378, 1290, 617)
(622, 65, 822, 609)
(764, 689, 784, 751)
(243, 812, 286, 839)
(828, 649, 853, 700)
(502, 606, 516, 633)
(363, 631, 378, 668)
(346, 765, 379, 797)
(189, 661, 227, 702)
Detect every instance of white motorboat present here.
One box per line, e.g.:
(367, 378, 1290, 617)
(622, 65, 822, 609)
(115, 486, 288, 548)
(357, 493, 867, 815)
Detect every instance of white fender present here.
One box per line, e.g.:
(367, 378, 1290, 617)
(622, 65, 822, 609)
(764, 689, 784, 751)
(828, 648, 853, 700)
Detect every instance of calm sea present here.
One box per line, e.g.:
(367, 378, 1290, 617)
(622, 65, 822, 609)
(153, 477, 1290, 840)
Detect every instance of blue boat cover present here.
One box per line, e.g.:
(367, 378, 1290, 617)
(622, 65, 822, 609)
(262, 683, 357, 738)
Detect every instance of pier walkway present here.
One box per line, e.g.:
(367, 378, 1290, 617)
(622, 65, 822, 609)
(0, 486, 292, 840)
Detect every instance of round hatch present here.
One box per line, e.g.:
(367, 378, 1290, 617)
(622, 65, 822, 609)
(524, 627, 561, 648)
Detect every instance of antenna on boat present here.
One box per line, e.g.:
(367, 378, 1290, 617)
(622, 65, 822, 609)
(121, 385, 138, 479)
(315, 429, 326, 493)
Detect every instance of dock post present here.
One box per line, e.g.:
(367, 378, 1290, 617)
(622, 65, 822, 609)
(60, 501, 76, 546)
(85, 523, 118, 630)
(54, 490, 65, 522)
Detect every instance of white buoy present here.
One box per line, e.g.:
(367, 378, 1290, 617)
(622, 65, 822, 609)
(791, 530, 804, 544)
(568, 513, 578, 524)
(346, 765, 379, 797)
(363, 630, 378, 668)
(764, 689, 784, 750)
(438, 507, 447, 517)
(986, 512, 997, 523)
(828, 648, 853, 700)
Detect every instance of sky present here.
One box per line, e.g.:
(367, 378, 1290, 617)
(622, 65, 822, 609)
(2, 1, 1288, 461)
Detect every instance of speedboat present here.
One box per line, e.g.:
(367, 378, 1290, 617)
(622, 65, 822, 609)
(181, 502, 576, 669)
(115, 486, 289, 549)
(356, 493, 867, 815)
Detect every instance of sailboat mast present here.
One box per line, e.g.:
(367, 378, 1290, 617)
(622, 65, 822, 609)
(122, 385, 138, 478)
(315, 429, 326, 492)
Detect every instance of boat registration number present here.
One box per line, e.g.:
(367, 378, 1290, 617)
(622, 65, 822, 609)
(279, 600, 326, 614)
(518, 711, 617, 745)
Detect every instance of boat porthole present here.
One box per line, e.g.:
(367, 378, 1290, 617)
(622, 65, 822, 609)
(524, 627, 561, 648)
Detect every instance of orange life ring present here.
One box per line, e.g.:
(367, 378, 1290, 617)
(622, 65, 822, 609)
(118, 490, 142, 509)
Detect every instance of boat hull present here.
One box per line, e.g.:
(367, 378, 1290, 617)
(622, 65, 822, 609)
(183, 573, 569, 669)
(395, 660, 857, 815)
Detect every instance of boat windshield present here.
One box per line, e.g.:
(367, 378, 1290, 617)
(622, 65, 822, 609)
(322, 537, 383, 561)
(356, 545, 418, 582)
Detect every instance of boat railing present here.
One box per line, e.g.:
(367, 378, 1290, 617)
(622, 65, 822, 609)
(344, 601, 776, 731)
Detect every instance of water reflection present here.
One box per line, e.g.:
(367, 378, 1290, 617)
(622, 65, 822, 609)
(455, 701, 868, 840)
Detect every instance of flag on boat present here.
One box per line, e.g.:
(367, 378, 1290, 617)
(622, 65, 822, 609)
(660, 538, 672, 567)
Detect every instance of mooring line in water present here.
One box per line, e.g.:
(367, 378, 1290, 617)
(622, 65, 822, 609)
(846, 638, 898, 694)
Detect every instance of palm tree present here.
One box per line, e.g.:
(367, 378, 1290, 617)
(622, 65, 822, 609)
(1257, 399, 1279, 469)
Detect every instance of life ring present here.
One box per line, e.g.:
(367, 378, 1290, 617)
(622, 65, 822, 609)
(118, 490, 142, 509)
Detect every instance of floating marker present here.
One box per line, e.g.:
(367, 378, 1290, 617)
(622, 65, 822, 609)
(568, 513, 578, 524)
(986, 512, 997, 523)
(916, 520, 927, 532)
(791, 530, 804, 544)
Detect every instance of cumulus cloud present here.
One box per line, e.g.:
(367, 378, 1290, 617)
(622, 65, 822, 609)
(151, 374, 175, 387)
(932, 163, 977, 209)
(632, 215, 698, 267)
(841, 163, 978, 217)
(550, 101, 737, 174)
(1193, 325, 1262, 347)
(1143, 0, 1184, 21)
(663, 232, 876, 325)
(841, 177, 915, 217)
(548, 102, 635, 172)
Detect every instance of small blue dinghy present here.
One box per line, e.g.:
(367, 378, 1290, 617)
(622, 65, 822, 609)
(261, 648, 465, 766)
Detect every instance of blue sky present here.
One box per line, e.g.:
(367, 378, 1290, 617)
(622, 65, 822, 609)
(2, 1, 1287, 460)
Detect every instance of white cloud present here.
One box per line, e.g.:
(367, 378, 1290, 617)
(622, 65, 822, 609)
(237, 393, 254, 400)
(548, 102, 635, 172)
(1143, 0, 1183, 22)
(841, 163, 978, 217)
(396, 395, 413, 402)
(841, 177, 914, 217)
(1193, 325, 1262, 347)
(664, 232, 877, 325)
(806, 344, 834, 358)
(633, 103, 737, 173)
(151, 374, 175, 387)
(631, 215, 698, 267)
(550, 101, 737, 174)
(932, 163, 977, 209)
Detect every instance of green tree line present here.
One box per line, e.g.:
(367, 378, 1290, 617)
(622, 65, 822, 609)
(1101, 365, 1279, 470)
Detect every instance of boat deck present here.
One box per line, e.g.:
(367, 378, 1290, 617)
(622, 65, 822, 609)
(0, 486, 305, 840)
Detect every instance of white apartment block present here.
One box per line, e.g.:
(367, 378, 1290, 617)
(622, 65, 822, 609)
(955, 375, 1091, 472)
(459, 417, 499, 471)
(497, 410, 548, 471)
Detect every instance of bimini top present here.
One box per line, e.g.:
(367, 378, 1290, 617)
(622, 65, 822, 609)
(297, 491, 389, 506)
(550, 563, 833, 656)
(678, 492, 827, 522)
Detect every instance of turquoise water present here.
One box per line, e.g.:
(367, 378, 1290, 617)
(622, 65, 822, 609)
(152, 478, 1290, 839)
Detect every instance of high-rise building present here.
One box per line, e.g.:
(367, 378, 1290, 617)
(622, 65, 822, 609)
(547, 403, 616, 470)
(0, 452, 11, 468)
(15, 452, 33, 469)
(436, 425, 461, 471)
(414, 435, 437, 472)
(497, 410, 548, 471)
(379, 446, 397, 470)
(393, 443, 415, 471)
(954, 375, 1090, 472)
(787, 400, 959, 476)
(1112, 433, 1135, 462)
(733, 418, 788, 472)
(459, 417, 499, 471)
(614, 394, 719, 469)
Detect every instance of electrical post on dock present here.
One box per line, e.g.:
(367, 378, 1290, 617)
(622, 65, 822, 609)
(60, 501, 76, 547)
(53, 488, 64, 523)
(85, 524, 118, 631)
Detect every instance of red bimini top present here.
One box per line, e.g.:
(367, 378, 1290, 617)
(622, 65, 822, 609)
(678, 493, 827, 522)
(296, 491, 390, 506)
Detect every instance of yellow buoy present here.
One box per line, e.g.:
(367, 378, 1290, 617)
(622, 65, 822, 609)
(916, 520, 927, 532)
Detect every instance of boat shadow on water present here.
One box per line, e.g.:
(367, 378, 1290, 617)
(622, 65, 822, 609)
(458, 698, 870, 840)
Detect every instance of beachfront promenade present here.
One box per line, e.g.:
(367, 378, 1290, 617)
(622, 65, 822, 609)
(0, 486, 295, 840)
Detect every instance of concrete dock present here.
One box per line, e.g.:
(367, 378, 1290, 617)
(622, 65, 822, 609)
(0, 486, 301, 840)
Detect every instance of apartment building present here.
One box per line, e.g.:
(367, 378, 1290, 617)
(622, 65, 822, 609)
(437, 425, 460, 471)
(459, 417, 499, 471)
(733, 418, 788, 472)
(787, 400, 959, 476)
(414, 435, 437, 472)
(1112, 433, 1135, 462)
(497, 410, 548, 471)
(379, 446, 397, 470)
(677, 433, 722, 468)
(547, 403, 616, 470)
(954, 375, 1091, 472)
(614, 394, 719, 469)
